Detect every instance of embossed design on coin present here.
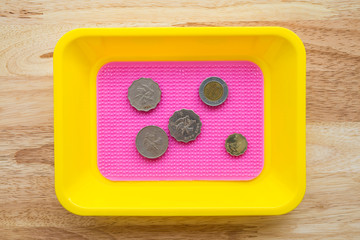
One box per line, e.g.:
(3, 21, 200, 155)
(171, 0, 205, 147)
(225, 133, 248, 156)
(136, 126, 168, 159)
(168, 109, 202, 143)
(199, 77, 228, 106)
(204, 81, 223, 101)
(128, 78, 161, 111)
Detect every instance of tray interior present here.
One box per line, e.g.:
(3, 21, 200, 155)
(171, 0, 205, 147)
(97, 61, 264, 181)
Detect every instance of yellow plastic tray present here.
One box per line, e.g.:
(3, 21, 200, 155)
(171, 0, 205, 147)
(54, 27, 306, 216)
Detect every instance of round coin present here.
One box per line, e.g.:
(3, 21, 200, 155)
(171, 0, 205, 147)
(168, 109, 202, 143)
(136, 126, 169, 159)
(199, 77, 228, 106)
(128, 78, 161, 111)
(225, 133, 248, 156)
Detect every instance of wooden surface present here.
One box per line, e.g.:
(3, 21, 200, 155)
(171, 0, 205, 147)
(1, 1, 360, 239)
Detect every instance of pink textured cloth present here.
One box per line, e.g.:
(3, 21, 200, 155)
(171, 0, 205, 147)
(97, 61, 264, 181)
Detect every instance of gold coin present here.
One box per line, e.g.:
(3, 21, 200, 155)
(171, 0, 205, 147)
(225, 133, 248, 156)
(203, 81, 223, 101)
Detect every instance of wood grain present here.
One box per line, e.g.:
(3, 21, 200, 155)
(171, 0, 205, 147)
(0, 1, 359, 239)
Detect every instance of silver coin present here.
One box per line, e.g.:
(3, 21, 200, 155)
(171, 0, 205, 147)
(168, 109, 202, 143)
(225, 133, 248, 156)
(136, 126, 169, 159)
(199, 77, 228, 106)
(128, 78, 161, 111)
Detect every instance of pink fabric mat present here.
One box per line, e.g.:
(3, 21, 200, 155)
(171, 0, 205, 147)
(97, 61, 264, 181)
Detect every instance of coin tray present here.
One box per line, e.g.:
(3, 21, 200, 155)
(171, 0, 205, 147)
(55, 28, 306, 216)
(97, 61, 264, 181)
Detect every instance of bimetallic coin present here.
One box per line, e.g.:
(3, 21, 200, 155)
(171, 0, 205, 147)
(168, 109, 202, 143)
(128, 78, 161, 111)
(199, 77, 228, 106)
(225, 133, 248, 156)
(136, 126, 168, 159)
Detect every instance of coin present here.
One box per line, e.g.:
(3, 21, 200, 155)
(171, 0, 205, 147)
(168, 109, 202, 143)
(225, 133, 248, 156)
(128, 78, 161, 111)
(199, 77, 228, 106)
(136, 126, 169, 159)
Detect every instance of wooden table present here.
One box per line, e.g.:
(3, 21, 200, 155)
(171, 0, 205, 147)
(1, 1, 359, 239)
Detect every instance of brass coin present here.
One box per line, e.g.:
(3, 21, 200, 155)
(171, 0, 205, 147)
(225, 133, 248, 156)
(204, 81, 223, 101)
